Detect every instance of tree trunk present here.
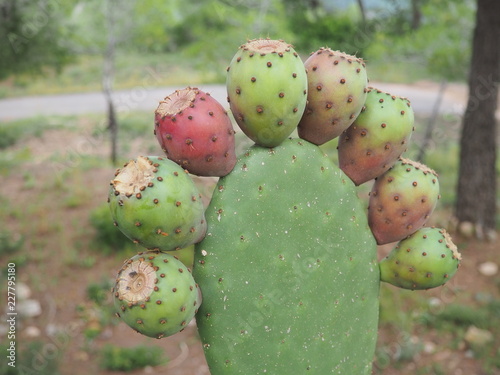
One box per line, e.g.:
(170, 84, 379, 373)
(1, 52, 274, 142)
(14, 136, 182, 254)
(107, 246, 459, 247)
(410, 0, 421, 30)
(356, 0, 366, 27)
(417, 80, 447, 162)
(455, 0, 500, 238)
(102, 0, 118, 164)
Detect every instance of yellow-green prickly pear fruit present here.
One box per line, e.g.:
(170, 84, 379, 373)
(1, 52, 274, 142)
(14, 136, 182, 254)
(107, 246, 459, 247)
(226, 38, 308, 147)
(380, 227, 461, 290)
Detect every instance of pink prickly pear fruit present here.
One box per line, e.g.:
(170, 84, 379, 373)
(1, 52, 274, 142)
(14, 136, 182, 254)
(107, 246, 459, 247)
(154, 87, 237, 177)
(226, 38, 308, 147)
(298, 48, 368, 145)
(113, 251, 202, 338)
(368, 158, 441, 245)
(379, 227, 461, 290)
(338, 87, 414, 185)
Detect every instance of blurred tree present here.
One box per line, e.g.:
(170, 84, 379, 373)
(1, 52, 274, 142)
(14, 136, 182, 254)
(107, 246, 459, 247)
(410, 0, 421, 29)
(103, 0, 118, 164)
(0, 0, 73, 80)
(356, 0, 366, 27)
(284, 0, 371, 55)
(171, 0, 292, 76)
(455, 0, 499, 239)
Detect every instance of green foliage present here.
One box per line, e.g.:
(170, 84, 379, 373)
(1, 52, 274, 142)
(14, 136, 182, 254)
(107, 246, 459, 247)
(86, 278, 113, 306)
(100, 344, 168, 371)
(171, 0, 294, 78)
(0, 0, 73, 80)
(89, 203, 135, 253)
(0, 231, 23, 256)
(365, 0, 475, 81)
(420, 303, 490, 330)
(287, 6, 372, 55)
(0, 123, 24, 149)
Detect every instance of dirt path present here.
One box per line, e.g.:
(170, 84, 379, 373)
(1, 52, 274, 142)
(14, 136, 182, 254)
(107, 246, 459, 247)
(0, 81, 483, 122)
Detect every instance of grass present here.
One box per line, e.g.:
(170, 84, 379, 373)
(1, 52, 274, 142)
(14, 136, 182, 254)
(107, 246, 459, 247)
(0, 52, 225, 99)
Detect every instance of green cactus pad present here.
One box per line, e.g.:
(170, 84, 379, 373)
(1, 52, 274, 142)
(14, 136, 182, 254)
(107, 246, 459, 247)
(113, 251, 201, 338)
(380, 227, 461, 290)
(108, 156, 207, 251)
(194, 138, 379, 374)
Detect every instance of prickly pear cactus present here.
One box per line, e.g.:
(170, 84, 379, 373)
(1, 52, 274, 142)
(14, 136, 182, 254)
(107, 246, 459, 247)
(194, 139, 379, 374)
(105, 37, 462, 375)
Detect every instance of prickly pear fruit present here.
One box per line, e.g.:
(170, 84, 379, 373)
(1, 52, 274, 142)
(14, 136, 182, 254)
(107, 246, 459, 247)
(226, 38, 308, 147)
(108, 156, 206, 251)
(298, 48, 368, 145)
(113, 251, 202, 338)
(194, 138, 379, 374)
(154, 87, 237, 177)
(338, 87, 414, 185)
(379, 227, 461, 290)
(368, 158, 440, 245)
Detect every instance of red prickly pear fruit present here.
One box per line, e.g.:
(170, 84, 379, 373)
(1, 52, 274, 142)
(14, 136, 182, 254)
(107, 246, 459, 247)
(112, 251, 202, 338)
(226, 38, 308, 147)
(338, 87, 414, 185)
(368, 158, 440, 245)
(379, 227, 461, 290)
(108, 156, 207, 251)
(298, 48, 368, 145)
(154, 87, 237, 177)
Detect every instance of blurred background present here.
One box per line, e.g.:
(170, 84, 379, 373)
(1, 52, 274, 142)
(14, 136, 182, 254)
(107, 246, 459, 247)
(0, 0, 499, 374)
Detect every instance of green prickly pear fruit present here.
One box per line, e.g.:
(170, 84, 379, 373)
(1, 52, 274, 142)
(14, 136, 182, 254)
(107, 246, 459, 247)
(379, 227, 461, 290)
(368, 158, 441, 245)
(298, 48, 368, 145)
(226, 38, 308, 147)
(194, 138, 379, 374)
(108, 156, 206, 251)
(338, 87, 414, 185)
(154, 87, 237, 177)
(113, 251, 202, 338)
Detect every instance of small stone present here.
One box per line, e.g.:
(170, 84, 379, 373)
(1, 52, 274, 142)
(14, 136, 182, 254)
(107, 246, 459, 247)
(478, 261, 498, 276)
(17, 282, 32, 300)
(17, 299, 42, 318)
(464, 326, 493, 347)
(423, 341, 436, 354)
(24, 326, 41, 338)
(457, 221, 475, 238)
(485, 229, 498, 242)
